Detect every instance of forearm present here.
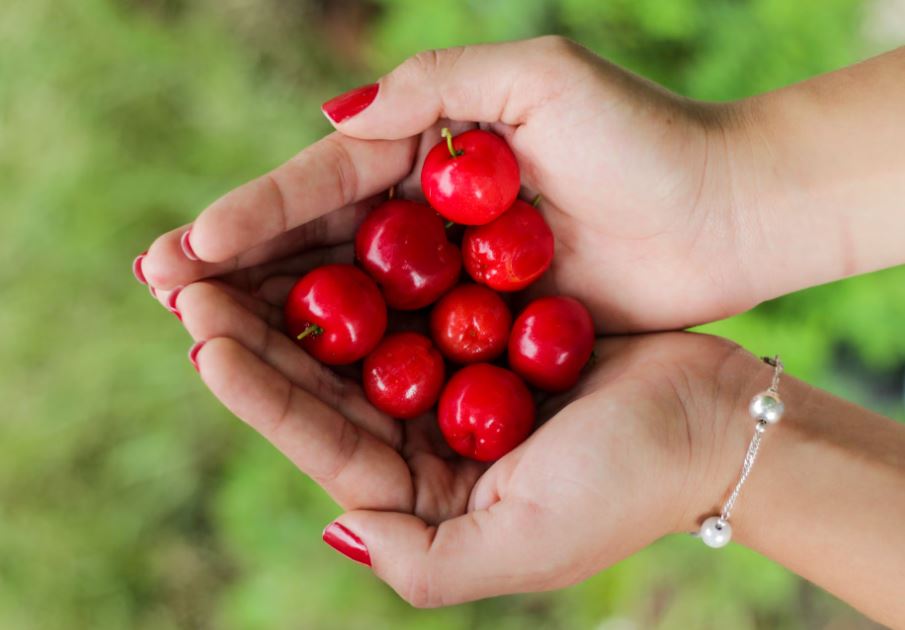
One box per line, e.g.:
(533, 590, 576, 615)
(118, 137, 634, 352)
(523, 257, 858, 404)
(706, 351, 905, 627)
(732, 46, 905, 302)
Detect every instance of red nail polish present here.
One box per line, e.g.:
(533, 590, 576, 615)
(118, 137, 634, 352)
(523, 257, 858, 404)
(188, 340, 205, 372)
(322, 83, 379, 124)
(181, 229, 199, 261)
(132, 252, 148, 285)
(322, 522, 371, 566)
(167, 287, 183, 320)
(149, 285, 157, 299)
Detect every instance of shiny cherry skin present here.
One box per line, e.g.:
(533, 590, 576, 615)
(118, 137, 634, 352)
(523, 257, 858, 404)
(508, 296, 595, 392)
(355, 199, 461, 310)
(421, 129, 520, 226)
(363, 332, 445, 419)
(462, 199, 555, 291)
(437, 364, 535, 462)
(429, 284, 512, 363)
(284, 264, 387, 365)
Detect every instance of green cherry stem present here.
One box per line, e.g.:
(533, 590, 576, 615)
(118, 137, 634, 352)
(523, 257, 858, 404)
(532, 194, 543, 207)
(441, 127, 463, 158)
(296, 324, 324, 341)
(445, 220, 455, 229)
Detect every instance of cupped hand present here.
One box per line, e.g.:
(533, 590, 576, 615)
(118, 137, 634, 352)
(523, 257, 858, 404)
(163, 270, 749, 606)
(139, 36, 759, 333)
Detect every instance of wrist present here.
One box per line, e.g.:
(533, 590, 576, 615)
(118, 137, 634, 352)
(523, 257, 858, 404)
(722, 53, 905, 301)
(671, 343, 778, 534)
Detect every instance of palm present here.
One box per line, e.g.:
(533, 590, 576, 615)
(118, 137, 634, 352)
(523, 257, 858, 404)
(154, 114, 728, 522)
(176, 265, 722, 572)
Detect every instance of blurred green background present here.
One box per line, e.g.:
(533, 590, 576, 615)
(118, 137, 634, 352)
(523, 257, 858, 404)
(2, 0, 903, 628)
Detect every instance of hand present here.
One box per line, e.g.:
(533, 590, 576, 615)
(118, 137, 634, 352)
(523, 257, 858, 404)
(138, 36, 759, 332)
(167, 272, 746, 606)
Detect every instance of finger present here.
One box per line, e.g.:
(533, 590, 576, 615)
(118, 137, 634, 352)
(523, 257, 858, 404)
(193, 337, 413, 512)
(220, 243, 354, 295)
(325, 37, 580, 139)
(155, 244, 353, 316)
(143, 195, 380, 291)
(155, 278, 282, 328)
(185, 133, 417, 264)
(178, 282, 401, 447)
(327, 499, 554, 607)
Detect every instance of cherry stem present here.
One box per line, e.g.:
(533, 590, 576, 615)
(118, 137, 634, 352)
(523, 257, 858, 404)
(445, 220, 455, 229)
(441, 127, 463, 158)
(532, 194, 543, 207)
(296, 324, 324, 341)
(388, 185, 396, 200)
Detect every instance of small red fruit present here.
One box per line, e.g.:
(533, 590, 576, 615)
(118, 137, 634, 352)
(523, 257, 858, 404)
(508, 296, 595, 392)
(462, 199, 555, 291)
(284, 264, 387, 365)
(363, 332, 445, 419)
(430, 284, 512, 363)
(355, 199, 461, 310)
(421, 128, 520, 226)
(438, 364, 535, 462)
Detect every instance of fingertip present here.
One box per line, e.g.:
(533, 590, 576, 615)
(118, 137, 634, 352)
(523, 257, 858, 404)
(322, 82, 380, 126)
(180, 229, 199, 261)
(188, 339, 206, 372)
(132, 252, 148, 285)
(322, 521, 372, 567)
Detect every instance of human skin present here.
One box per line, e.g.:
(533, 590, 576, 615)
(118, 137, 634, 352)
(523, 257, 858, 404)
(175, 286, 905, 626)
(134, 38, 905, 625)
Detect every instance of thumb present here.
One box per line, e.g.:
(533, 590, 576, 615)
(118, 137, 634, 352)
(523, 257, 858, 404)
(322, 500, 553, 608)
(321, 36, 582, 139)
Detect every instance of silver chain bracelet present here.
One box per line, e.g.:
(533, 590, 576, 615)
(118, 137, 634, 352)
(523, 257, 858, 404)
(697, 355, 785, 548)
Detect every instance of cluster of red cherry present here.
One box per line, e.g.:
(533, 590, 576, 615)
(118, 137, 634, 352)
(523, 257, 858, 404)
(284, 128, 595, 461)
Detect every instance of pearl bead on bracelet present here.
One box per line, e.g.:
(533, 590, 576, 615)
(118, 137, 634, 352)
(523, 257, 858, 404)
(697, 356, 785, 548)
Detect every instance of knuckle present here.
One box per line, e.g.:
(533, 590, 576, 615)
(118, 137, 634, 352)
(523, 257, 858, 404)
(317, 416, 361, 484)
(318, 135, 359, 207)
(535, 34, 581, 57)
(406, 46, 466, 79)
(312, 363, 346, 410)
(263, 172, 290, 234)
(268, 383, 296, 438)
(402, 563, 436, 609)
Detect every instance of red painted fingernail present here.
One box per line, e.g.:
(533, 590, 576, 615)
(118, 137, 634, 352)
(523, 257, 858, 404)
(167, 287, 183, 321)
(322, 83, 379, 124)
(149, 285, 157, 299)
(132, 252, 148, 285)
(188, 340, 206, 372)
(181, 229, 199, 261)
(322, 522, 371, 567)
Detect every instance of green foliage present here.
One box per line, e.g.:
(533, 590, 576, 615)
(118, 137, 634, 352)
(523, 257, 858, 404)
(1, 0, 899, 628)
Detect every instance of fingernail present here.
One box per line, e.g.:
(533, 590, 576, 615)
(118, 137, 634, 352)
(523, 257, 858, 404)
(322, 522, 371, 567)
(132, 252, 148, 285)
(322, 83, 379, 124)
(188, 340, 206, 372)
(166, 287, 183, 321)
(181, 229, 199, 261)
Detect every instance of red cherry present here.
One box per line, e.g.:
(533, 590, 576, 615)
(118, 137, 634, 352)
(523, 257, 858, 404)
(508, 296, 595, 392)
(429, 284, 512, 363)
(462, 199, 555, 291)
(363, 332, 445, 419)
(355, 199, 462, 310)
(421, 128, 520, 226)
(284, 264, 387, 365)
(437, 364, 535, 462)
